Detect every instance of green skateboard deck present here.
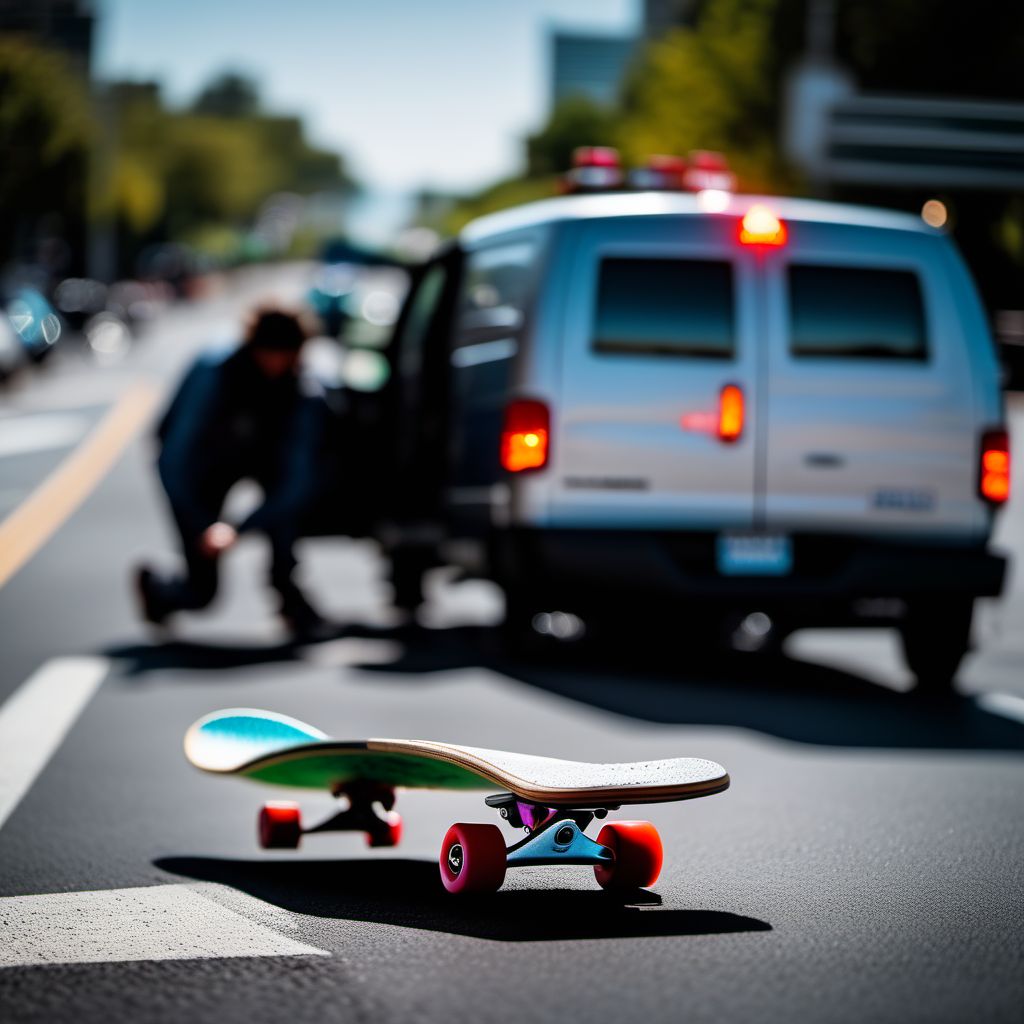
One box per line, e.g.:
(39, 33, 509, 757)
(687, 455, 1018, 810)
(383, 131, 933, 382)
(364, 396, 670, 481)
(185, 708, 730, 805)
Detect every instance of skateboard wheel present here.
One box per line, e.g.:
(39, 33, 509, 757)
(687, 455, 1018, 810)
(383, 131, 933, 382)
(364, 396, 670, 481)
(258, 802, 302, 849)
(594, 821, 663, 890)
(367, 812, 403, 848)
(439, 823, 507, 894)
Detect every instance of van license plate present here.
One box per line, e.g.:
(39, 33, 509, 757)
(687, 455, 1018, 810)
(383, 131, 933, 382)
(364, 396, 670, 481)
(716, 533, 792, 576)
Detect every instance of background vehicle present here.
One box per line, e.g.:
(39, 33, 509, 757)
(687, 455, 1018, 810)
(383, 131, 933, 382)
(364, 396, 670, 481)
(382, 187, 1009, 692)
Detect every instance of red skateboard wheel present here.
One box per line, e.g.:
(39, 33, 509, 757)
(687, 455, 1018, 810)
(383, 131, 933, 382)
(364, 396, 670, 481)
(258, 801, 302, 849)
(367, 811, 403, 848)
(593, 820, 663, 890)
(439, 823, 507, 894)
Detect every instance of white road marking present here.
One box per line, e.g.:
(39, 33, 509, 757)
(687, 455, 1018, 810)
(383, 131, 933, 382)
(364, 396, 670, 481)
(0, 883, 328, 967)
(0, 657, 109, 832)
(977, 691, 1024, 725)
(0, 413, 90, 458)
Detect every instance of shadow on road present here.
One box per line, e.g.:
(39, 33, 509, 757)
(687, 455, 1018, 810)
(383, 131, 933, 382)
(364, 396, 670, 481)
(156, 855, 771, 942)
(104, 621, 1024, 753)
(104, 638, 304, 676)
(344, 623, 1024, 754)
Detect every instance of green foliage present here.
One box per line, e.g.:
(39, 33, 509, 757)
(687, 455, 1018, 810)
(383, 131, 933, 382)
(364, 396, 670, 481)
(191, 72, 261, 118)
(619, 0, 788, 193)
(0, 51, 353, 271)
(443, 0, 794, 233)
(0, 37, 93, 261)
(105, 73, 353, 261)
(163, 115, 279, 229)
(526, 96, 622, 176)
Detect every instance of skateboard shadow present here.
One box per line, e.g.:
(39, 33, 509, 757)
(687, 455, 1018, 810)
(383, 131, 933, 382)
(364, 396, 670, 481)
(339, 622, 1024, 753)
(156, 855, 771, 942)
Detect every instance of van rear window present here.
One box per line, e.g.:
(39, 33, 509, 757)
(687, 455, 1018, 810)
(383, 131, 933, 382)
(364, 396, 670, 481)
(789, 266, 927, 360)
(593, 258, 734, 359)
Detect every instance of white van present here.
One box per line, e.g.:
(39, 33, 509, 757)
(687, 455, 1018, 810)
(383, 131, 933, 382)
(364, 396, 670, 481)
(384, 190, 1009, 691)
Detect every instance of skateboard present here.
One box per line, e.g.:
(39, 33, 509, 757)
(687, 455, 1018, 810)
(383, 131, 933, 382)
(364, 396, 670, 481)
(184, 708, 730, 894)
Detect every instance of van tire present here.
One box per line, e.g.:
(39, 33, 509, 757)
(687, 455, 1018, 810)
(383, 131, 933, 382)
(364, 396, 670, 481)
(900, 598, 973, 695)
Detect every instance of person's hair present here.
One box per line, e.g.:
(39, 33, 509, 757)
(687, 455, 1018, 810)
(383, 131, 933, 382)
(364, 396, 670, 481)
(243, 307, 308, 352)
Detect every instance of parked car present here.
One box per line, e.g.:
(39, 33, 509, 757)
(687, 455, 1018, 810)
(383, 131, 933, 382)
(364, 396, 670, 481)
(6, 287, 64, 362)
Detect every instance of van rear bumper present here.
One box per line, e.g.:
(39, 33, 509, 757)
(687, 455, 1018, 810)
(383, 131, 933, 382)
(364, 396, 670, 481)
(495, 529, 1007, 605)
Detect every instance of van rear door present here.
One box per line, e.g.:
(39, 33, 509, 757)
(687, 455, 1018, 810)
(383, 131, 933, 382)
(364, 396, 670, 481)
(760, 229, 984, 538)
(550, 217, 759, 529)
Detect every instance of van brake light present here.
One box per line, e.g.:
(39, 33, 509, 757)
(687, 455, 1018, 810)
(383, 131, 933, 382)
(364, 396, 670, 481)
(980, 429, 1010, 504)
(502, 399, 550, 472)
(718, 384, 744, 442)
(740, 205, 787, 246)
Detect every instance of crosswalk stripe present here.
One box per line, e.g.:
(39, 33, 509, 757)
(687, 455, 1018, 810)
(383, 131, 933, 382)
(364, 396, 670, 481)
(0, 883, 328, 967)
(0, 657, 109, 832)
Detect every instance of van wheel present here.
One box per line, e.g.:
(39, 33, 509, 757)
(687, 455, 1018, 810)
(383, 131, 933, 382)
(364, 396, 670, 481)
(899, 598, 973, 696)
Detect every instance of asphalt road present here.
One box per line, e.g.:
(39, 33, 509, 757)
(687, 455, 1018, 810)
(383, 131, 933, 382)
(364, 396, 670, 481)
(1, 266, 1022, 1024)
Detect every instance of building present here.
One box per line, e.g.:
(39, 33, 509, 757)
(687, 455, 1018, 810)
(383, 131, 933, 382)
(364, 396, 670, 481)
(550, 32, 636, 109)
(549, 1, 698, 113)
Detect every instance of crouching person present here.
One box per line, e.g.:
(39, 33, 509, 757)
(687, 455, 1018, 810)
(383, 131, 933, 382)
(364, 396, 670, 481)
(135, 306, 332, 640)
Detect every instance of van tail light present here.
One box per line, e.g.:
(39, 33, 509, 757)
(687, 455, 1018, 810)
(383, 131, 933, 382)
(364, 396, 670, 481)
(502, 399, 550, 472)
(718, 384, 744, 442)
(979, 428, 1010, 504)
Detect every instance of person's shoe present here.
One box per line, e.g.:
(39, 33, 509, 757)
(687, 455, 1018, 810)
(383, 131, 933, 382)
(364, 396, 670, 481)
(134, 564, 169, 627)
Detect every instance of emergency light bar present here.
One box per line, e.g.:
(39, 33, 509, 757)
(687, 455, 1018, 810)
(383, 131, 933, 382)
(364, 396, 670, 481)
(564, 147, 625, 192)
(562, 148, 737, 196)
(683, 151, 737, 193)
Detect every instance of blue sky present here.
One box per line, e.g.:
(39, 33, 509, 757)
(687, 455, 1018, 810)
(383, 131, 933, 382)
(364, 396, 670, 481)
(95, 0, 637, 194)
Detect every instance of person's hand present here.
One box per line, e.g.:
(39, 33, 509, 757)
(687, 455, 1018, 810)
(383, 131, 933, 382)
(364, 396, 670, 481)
(199, 522, 237, 558)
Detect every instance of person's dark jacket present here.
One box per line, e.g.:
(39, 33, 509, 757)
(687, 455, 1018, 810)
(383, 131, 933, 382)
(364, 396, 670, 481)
(156, 345, 327, 541)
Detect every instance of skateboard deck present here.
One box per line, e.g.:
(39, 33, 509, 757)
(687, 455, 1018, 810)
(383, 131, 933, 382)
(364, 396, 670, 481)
(185, 708, 730, 894)
(185, 708, 730, 806)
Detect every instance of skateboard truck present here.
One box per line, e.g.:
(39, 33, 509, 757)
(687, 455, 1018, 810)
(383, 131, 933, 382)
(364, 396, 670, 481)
(258, 781, 402, 850)
(485, 793, 615, 867)
(437, 793, 662, 895)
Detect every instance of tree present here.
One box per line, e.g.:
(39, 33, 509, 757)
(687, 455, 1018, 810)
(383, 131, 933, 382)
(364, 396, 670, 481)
(619, 0, 788, 193)
(526, 95, 622, 177)
(192, 72, 261, 118)
(0, 38, 93, 270)
(103, 72, 355, 271)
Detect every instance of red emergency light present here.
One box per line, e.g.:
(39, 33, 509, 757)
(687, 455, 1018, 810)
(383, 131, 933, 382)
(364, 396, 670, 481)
(563, 147, 624, 192)
(683, 151, 737, 193)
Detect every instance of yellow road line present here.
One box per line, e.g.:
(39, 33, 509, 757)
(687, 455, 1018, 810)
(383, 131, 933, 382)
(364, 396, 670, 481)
(0, 382, 160, 589)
